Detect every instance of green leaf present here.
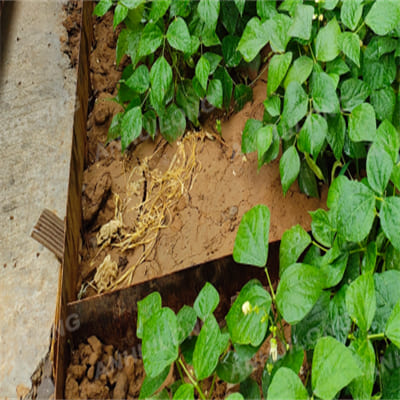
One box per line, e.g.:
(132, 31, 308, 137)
(143, 110, 157, 139)
(198, 0, 220, 28)
(166, 17, 191, 53)
(139, 366, 170, 400)
(340, 78, 371, 112)
(159, 104, 186, 143)
(361, 241, 377, 275)
(320, 252, 349, 288)
(226, 280, 272, 346)
(325, 285, 352, 343)
(256, 125, 273, 169)
(240, 378, 261, 400)
(116, 28, 141, 66)
(267, 52, 293, 96)
(138, 23, 163, 57)
(280, 146, 300, 196)
(362, 54, 397, 90)
(276, 263, 326, 324)
(94, 0, 112, 16)
(137, 292, 162, 339)
(385, 244, 400, 271)
(365, 36, 398, 60)
(381, 344, 400, 399)
(149, 0, 171, 22)
(315, 18, 341, 62)
(311, 71, 340, 114)
(234, 0, 245, 15)
(170, 0, 191, 18)
(176, 80, 199, 126)
(268, 367, 308, 400)
(233, 205, 270, 267)
(206, 79, 223, 109)
(298, 114, 328, 159)
(365, 0, 400, 36)
(310, 209, 335, 248)
(386, 300, 400, 348)
(338, 32, 360, 67)
(177, 306, 197, 344)
(323, 0, 339, 10)
(283, 56, 313, 89)
(172, 384, 194, 400)
(282, 82, 308, 129)
(121, 106, 142, 151)
(279, 0, 302, 16)
(108, 112, 123, 142)
(222, 35, 241, 67)
(195, 56, 211, 91)
(194, 283, 219, 321)
(142, 307, 179, 377)
(299, 159, 319, 198)
(120, 0, 145, 9)
(214, 67, 234, 110)
(381, 197, 400, 251)
(288, 4, 314, 40)
(348, 103, 376, 142)
(340, 0, 363, 31)
(193, 315, 225, 380)
(150, 56, 172, 107)
(257, 0, 277, 21)
(216, 351, 253, 383)
(279, 225, 311, 276)
(326, 113, 345, 161)
(346, 273, 376, 332)
(234, 84, 253, 110)
(335, 178, 376, 243)
(371, 87, 396, 122)
(114, 3, 129, 28)
(367, 144, 393, 194)
(126, 64, 149, 94)
(203, 52, 222, 74)
(241, 119, 263, 154)
(264, 96, 281, 117)
(237, 17, 269, 62)
(181, 336, 196, 365)
(372, 271, 400, 333)
(266, 13, 292, 53)
(326, 57, 350, 75)
(292, 292, 330, 350)
(225, 394, 244, 400)
(262, 126, 280, 164)
(348, 338, 375, 400)
(312, 336, 362, 400)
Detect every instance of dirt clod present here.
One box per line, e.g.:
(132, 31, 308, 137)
(113, 371, 128, 399)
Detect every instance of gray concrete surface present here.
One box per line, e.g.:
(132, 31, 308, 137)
(0, 1, 76, 396)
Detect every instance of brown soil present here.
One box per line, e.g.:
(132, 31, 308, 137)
(75, 9, 328, 299)
(61, 0, 82, 68)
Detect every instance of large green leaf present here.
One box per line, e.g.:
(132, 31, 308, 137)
(282, 82, 308, 128)
(206, 79, 223, 108)
(94, 0, 113, 16)
(312, 337, 362, 400)
(172, 384, 194, 400)
(126, 64, 149, 94)
(138, 23, 163, 57)
(335, 178, 376, 242)
(348, 103, 376, 142)
(137, 292, 162, 339)
(222, 35, 241, 67)
(176, 306, 197, 344)
(241, 119, 263, 154)
(362, 54, 397, 90)
(276, 263, 326, 324)
(266, 13, 292, 53)
(381, 344, 400, 399)
(338, 32, 360, 67)
(240, 377, 261, 400)
(311, 72, 340, 114)
(257, 0, 277, 20)
(348, 338, 375, 400)
(268, 367, 308, 400)
(233, 205, 270, 267)
(376, 120, 400, 164)
(214, 67, 234, 110)
(176, 80, 200, 126)
(142, 307, 179, 378)
(198, 0, 220, 28)
(367, 144, 393, 194)
(121, 106, 142, 151)
(193, 282, 219, 321)
(298, 159, 319, 198)
(284, 56, 313, 89)
(279, 225, 311, 276)
(195, 56, 210, 91)
(256, 125, 273, 169)
(341, 0, 363, 31)
(116, 28, 141, 66)
(365, 0, 400, 36)
(371, 87, 396, 122)
(315, 18, 341, 62)
(267, 52, 293, 96)
(226, 280, 271, 346)
(166, 17, 191, 53)
(381, 197, 400, 251)
(326, 113, 346, 161)
(279, 146, 300, 196)
(237, 17, 269, 62)
(150, 56, 172, 107)
(139, 366, 171, 400)
(346, 273, 376, 332)
(193, 315, 226, 380)
(340, 78, 371, 112)
(148, 0, 170, 22)
(298, 114, 328, 159)
(310, 209, 335, 248)
(216, 351, 253, 383)
(288, 4, 314, 40)
(365, 36, 398, 60)
(113, 3, 129, 29)
(159, 104, 186, 143)
(386, 300, 400, 349)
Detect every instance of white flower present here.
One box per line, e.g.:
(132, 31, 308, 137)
(270, 338, 278, 362)
(242, 301, 251, 315)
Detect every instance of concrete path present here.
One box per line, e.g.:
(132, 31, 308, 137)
(0, 1, 76, 396)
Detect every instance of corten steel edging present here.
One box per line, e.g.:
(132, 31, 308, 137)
(54, 0, 93, 398)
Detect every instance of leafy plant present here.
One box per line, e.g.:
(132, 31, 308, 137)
(238, 0, 400, 196)
(94, 0, 261, 150)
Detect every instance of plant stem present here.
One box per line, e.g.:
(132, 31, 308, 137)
(178, 358, 206, 400)
(265, 267, 276, 300)
(176, 360, 185, 382)
(367, 333, 385, 341)
(309, 45, 317, 64)
(312, 240, 328, 253)
(208, 374, 217, 399)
